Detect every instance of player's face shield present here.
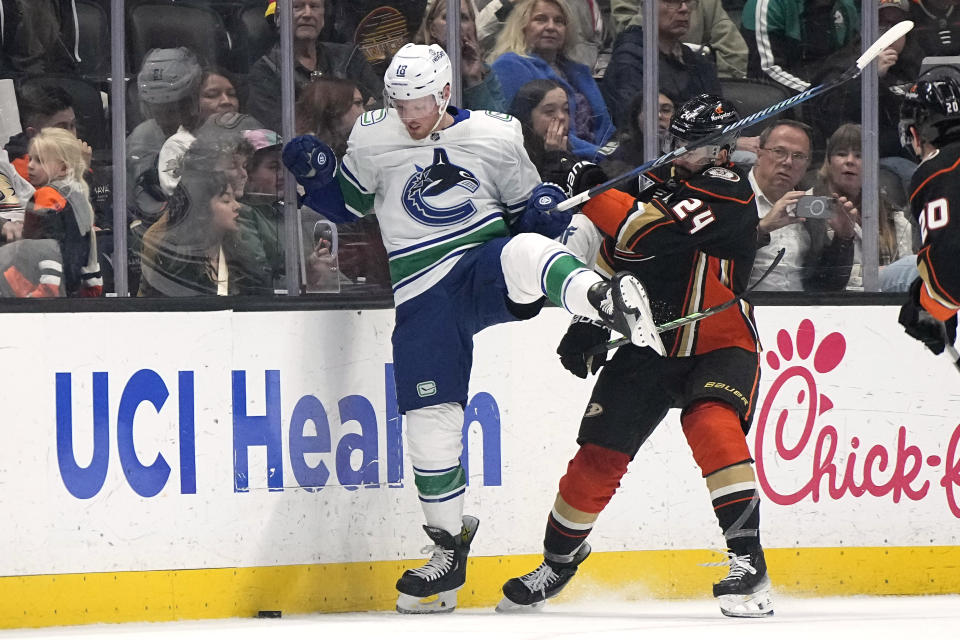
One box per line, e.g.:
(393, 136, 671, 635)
(673, 138, 724, 172)
(387, 91, 450, 139)
(389, 94, 442, 121)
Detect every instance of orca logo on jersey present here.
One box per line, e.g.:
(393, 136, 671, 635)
(402, 147, 480, 226)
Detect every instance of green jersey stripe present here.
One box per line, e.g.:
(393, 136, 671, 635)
(389, 217, 509, 283)
(338, 172, 375, 215)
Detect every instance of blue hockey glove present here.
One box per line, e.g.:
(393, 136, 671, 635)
(899, 278, 958, 355)
(557, 315, 610, 378)
(513, 182, 572, 238)
(282, 135, 337, 187)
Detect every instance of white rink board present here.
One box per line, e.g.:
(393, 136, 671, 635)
(0, 305, 957, 577)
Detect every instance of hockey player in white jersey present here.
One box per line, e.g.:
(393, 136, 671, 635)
(282, 43, 662, 614)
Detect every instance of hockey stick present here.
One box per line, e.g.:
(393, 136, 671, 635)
(553, 20, 915, 213)
(585, 248, 785, 356)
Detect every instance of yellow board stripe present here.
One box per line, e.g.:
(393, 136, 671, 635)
(3, 546, 960, 628)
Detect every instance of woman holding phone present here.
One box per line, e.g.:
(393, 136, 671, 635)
(814, 123, 914, 291)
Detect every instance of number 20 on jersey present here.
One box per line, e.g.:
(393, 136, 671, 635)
(920, 197, 950, 243)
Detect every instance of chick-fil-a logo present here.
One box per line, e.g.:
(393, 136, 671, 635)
(755, 318, 960, 517)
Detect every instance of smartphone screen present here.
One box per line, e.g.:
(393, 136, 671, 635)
(795, 195, 837, 219)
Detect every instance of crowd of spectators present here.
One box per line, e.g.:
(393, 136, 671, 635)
(0, 0, 953, 299)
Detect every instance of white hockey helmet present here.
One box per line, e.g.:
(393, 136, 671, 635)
(383, 43, 452, 107)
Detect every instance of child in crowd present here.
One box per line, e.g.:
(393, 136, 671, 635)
(23, 127, 101, 297)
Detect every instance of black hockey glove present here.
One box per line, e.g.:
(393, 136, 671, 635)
(899, 278, 958, 355)
(557, 316, 611, 378)
(564, 161, 608, 198)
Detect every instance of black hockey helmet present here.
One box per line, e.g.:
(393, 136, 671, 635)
(668, 93, 740, 156)
(899, 66, 960, 151)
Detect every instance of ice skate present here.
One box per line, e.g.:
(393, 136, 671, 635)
(587, 272, 665, 355)
(395, 515, 479, 614)
(496, 542, 591, 612)
(711, 547, 774, 618)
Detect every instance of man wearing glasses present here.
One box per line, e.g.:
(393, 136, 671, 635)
(749, 120, 857, 291)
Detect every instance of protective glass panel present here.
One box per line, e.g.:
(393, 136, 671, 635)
(0, 0, 112, 299)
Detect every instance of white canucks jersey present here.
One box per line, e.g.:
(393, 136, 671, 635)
(338, 108, 541, 305)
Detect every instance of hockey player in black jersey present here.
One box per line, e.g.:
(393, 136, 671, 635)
(498, 95, 774, 618)
(897, 68, 960, 359)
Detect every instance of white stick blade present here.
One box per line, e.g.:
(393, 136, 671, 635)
(857, 20, 914, 70)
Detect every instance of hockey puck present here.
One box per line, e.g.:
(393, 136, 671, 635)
(256, 610, 282, 618)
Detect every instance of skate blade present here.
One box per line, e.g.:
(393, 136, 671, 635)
(495, 596, 546, 613)
(717, 588, 774, 618)
(615, 276, 665, 356)
(396, 591, 458, 614)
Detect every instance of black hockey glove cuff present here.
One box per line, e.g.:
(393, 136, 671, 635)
(557, 315, 611, 378)
(565, 161, 608, 198)
(899, 278, 958, 355)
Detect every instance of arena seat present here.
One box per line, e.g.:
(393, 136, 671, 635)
(127, 1, 235, 74)
(719, 77, 796, 136)
(76, 0, 110, 80)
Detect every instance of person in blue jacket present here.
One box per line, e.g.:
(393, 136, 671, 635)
(488, 0, 615, 161)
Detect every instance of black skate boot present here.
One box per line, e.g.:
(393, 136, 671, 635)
(712, 546, 774, 618)
(496, 542, 592, 612)
(395, 515, 479, 614)
(587, 272, 665, 355)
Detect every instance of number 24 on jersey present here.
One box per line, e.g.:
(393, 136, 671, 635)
(671, 198, 716, 235)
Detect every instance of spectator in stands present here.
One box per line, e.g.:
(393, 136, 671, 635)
(602, 0, 722, 129)
(610, 0, 748, 79)
(231, 128, 284, 294)
(740, 0, 859, 94)
(814, 123, 914, 291)
(127, 47, 203, 225)
(507, 79, 575, 180)
(6, 84, 82, 180)
(198, 69, 241, 120)
(900, 0, 960, 78)
(24, 127, 101, 297)
(157, 70, 245, 197)
(0, 0, 79, 77)
(248, 0, 383, 133)
(294, 78, 365, 156)
(292, 77, 391, 289)
(415, 0, 507, 112)
(489, 0, 615, 161)
(4, 83, 102, 242)
(138, 139, 244, 297)
(476, 0, 606, 72)
(230, 128, 340, 294)
(806, 0, 915, 192)
(749, 120, 857, 292)
(605, 91, 675, 174)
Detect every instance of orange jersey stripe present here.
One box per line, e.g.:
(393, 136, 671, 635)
(910, 154, 960, 204)
(714, 496, 755, 510)
(686, 182, 756, 205)
(919, 245, 960, 308)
